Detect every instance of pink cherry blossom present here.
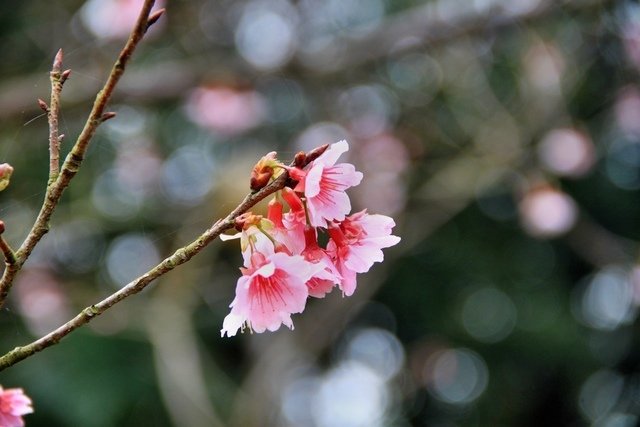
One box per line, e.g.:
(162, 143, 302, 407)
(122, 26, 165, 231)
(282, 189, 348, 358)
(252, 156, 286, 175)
(301, 226, 341, 298)
(327, 210, 401, 296)
(291, 140, 363, 228)
(0, 387, 33, 427)
(221, 247, 321, 336)
(268, 189, 305, 255)
(220, 223, 268, 267)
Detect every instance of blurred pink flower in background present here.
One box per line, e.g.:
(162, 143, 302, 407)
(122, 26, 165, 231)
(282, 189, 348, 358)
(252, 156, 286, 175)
(523, 41, 565, 93)
(14, 268, 71, 336)
(623, 21, 640, 70)
(615, 86, 640, 136)
(80, 0, 166, 40)
(537, 128, 596, 178)
(0, 387, 33, 427)
(185, 85, 266, 135)
(115, 139, 162, 196)
(354, 133, 409, 216)
(519, 186, 578, 238)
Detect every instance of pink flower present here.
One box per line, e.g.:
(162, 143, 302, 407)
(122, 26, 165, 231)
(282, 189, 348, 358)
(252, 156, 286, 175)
(185, 86, 266, 135)
(221, 247, 321, 336)
(267, 189, 306, 255)
(291, 140, 363, 228)
(0, 387, 33, 427)
(301, 226, 341, 298)
(327, 210, 401, 296)
(80, 0, 166, 40)
(220, 222, 269, 267)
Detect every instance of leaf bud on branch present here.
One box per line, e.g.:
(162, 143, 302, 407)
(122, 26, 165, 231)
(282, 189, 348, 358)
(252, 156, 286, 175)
(0, 164, 14, 192)
(52, 48, 63, 73)
(100, 112, 117, 122)
(60, 69, 72, 84)
(37, 99, 49, 112)
(146, 8, 166, 31)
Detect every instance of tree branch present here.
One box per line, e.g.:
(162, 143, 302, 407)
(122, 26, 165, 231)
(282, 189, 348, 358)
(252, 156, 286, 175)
(0, 0, 160, 309)
(47, 49, 64, 184)
(0, 222, 16, 267)
(0, 144, 326, 372)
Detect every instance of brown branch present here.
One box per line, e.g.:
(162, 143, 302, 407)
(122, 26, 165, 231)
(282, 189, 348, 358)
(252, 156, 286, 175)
(0, 147, 319, 371)
(0, 222, 16, 267)
(0, 0, 160, 309)
(48, 49, 64, 183)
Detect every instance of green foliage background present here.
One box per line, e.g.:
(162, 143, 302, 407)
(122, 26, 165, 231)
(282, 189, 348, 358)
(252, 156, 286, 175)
(0, 0, 638, 426)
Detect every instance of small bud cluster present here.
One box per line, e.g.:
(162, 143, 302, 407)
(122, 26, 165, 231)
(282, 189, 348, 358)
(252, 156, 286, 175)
(220, 141, 401, 336)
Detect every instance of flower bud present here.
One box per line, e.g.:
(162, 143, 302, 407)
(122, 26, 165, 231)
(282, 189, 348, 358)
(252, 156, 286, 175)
(294, 151, 306, 168)
(250, 151, 283, 191)
(234, 212, 263, 232)
(0, 163, 14, 191)
(304, 144, 329, 164)
(52, 48, 63, 72)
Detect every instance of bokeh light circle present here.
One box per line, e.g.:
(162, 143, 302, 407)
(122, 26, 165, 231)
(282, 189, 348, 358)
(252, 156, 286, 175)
(427, 348, 489, 405)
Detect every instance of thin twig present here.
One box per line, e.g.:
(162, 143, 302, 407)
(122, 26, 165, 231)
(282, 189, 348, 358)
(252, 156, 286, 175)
(0, 222, 16, 267)
(0, 238, 16, 267)
(0, 150, 315, 371)
(48, 49, 64, 184)
(0, 0, 160, 309)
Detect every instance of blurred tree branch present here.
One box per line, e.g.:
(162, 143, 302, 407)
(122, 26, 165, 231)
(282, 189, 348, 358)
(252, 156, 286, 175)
(311, 0, 614, 72)
(0, 0, 613, 120)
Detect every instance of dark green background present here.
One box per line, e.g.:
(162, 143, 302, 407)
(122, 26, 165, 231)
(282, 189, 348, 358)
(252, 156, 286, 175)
(0, 0, 637, 426)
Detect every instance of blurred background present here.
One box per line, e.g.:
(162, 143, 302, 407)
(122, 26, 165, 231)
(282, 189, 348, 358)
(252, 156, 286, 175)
(0, 0, 638, 425)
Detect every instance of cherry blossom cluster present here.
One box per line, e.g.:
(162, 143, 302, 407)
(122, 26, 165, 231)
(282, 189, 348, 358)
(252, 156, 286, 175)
(0, 386, 32, 427)
(220, 140, 401, 337)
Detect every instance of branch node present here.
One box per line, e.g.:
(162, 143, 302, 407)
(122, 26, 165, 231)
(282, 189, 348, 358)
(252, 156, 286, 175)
(82, 305, 99, 318)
